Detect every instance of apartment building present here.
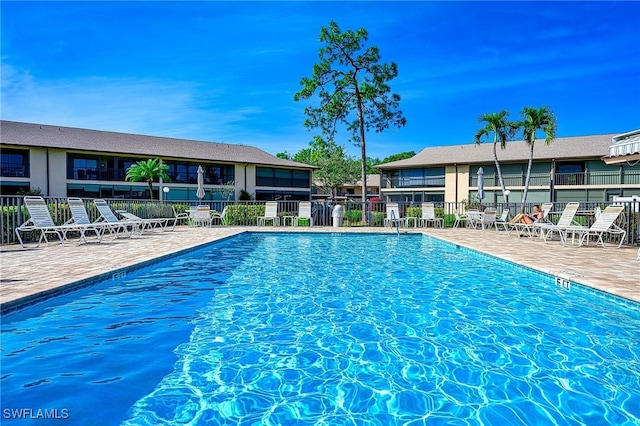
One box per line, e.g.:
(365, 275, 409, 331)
(0, 121, 315, 201)
(376, 130, 640, 205)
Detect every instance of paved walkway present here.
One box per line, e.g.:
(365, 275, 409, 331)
(1, 225, 638, 311)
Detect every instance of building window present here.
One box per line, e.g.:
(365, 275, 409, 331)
(556, 162, 585, 185)
(205, 165, 234, 184)
(1, 149, 29, 177)
(164, 161, 234, 184)
(256, 167, 310, 188)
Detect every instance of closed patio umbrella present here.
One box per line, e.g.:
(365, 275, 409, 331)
(196, 165, 206, 200)
(477, 167, 485, 201)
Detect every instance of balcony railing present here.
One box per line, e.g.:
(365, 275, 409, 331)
(1, 163, 28, 178)
(470, 172, 549, 187)
(388, 176, 446, 188)
(67, 168, 234, 184)
(466, 170, 640, 188)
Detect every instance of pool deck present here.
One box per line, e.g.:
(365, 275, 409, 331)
(1, 225, 638, 311)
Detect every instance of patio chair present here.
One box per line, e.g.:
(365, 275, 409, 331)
(495, 209, 510, 231)
(453, 212, 467, 228)
(171, 206, 191, 230)
(418, 202, 443, 228)
(533, 202, 580, 245)
(294, 201, 314, 227)
(15, 196, 103, 248)
(594, 205, 602, 221)
(384, 202, 408, 228)
(67, 197, 129, 239)
(465, 210, 483, 229)
(257, 202, 280, 226)
(94, 199, 140, 236)
(560, 205, 626, 248)
(481, 209, 497, 230)
(211, 206, 228, 226)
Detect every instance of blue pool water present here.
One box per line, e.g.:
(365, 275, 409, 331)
(2, 233, 639, 425)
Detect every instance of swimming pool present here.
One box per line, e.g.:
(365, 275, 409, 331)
(2, 233, 639, 425)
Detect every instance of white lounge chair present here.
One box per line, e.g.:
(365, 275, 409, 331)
(115, 210, 172, 232)
(560, 205, 627, 248)
(418, 203, 443, 228)
(534, 202, 580, 245)
(257, 202, 280, 226)
(15, 196, 103, 247)
(67, 197, 128, 238)
(294, 201, 314, 227)
(384, 202, 407, 228)
(508, 202, 553, 237)
(94, 199, 139, 235)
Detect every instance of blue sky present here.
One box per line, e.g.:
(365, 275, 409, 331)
(2, 1, 639, 160)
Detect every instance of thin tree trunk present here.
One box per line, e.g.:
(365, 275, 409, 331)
(147, 179, 154, 200)
(521, 143, 534, 212)
(355, 86, 368, 224)
(493, 140, 506, 198)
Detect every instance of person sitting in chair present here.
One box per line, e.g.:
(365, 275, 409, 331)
(509, 204, 543, 224)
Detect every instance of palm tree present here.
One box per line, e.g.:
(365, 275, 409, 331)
(125, 158, 171, 200)
(474, 111, 517, 201)
(518, 106, 557, 211)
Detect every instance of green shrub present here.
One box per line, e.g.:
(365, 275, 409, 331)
(406, 207, 421, 218)
(224, 204, 265, 225)
(344, 209, 362, 223)
(370, 211, 384, 226)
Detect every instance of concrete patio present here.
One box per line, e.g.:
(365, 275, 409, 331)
(1, 225, 638, 312)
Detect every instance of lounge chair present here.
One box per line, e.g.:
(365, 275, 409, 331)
(533, 202, 580, 245)
(115, 210, 173, 232)
(257, 202, 280, 226)
(507, 202, 553, 238)
(418, 202, 443, 228)
(94, 199, 140, 235)
(294, 201, 314, 227)
(384, 203, 407, 228)
(67, 197, 129, 238)
(560, 205, 626, 248)
(15, 196, 103, 247)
